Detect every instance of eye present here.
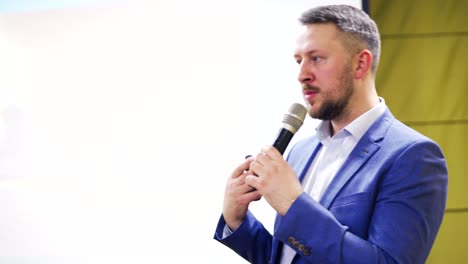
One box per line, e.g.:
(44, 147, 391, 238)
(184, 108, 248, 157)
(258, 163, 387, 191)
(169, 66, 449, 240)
(312, 56, 322, 63)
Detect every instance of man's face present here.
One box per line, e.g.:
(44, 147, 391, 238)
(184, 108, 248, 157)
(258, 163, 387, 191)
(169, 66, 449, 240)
(294, 23, 355, 121)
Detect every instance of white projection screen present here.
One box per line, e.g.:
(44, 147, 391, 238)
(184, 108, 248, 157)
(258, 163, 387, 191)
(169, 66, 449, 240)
(0, 0, 361, 263)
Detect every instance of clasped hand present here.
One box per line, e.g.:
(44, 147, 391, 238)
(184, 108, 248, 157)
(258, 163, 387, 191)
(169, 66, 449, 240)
(223, 145, 303, 231)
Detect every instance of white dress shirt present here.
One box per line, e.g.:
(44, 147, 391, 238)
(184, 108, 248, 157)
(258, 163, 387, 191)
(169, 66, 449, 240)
(280, 99, 386, 263)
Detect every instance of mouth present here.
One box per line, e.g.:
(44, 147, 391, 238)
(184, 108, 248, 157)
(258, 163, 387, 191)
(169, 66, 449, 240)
(303, 89, 319, 100)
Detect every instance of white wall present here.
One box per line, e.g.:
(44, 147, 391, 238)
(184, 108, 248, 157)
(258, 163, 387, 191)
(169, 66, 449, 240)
(0, 0, 360, 263)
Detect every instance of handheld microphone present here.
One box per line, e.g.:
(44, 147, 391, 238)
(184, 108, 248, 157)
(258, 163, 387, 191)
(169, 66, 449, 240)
(272, 103, 307, 155)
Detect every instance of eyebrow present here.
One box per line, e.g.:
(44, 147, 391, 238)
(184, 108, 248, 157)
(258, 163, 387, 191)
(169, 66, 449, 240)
(293, 49, 321, 58)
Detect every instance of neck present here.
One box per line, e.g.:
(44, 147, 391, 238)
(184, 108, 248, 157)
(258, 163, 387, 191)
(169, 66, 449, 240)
(330, 82, 379, 136)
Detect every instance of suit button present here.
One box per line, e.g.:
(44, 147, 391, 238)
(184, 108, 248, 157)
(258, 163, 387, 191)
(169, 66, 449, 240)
(287, 236, 295, 244)
(303, 248, 311, 256)
(292, 241, 300, 248)
(298, 244, 305, 252)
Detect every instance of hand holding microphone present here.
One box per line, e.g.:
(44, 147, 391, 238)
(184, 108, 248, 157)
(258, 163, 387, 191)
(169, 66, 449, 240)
(223, 103, 307, 230)
(245, 103, 307, 215)
(247, 103, 307, 169)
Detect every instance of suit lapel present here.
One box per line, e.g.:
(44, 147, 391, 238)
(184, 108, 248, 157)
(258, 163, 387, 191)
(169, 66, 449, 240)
(319, 137, 380, 208)
(297, 140, 322, 182)
(319, 110, 394, 209)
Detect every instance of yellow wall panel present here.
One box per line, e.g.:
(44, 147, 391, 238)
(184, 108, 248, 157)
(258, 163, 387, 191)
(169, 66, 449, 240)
(372, 0, 468, 262)
(372, 0, 468, 35)
(411, 123, 468, 209)
(426, 211, 468, 263)
(377, 36, 468, 122)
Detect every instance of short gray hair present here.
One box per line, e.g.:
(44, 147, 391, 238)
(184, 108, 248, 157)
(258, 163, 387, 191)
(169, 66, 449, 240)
(299, 5, 381, 73)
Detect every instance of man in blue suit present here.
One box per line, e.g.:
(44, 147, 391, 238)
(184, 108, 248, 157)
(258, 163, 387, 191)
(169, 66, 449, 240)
(214, 5, 448, 264)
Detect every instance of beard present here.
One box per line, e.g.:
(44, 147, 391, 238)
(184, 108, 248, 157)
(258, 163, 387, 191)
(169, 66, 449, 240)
(306, 63, 354, 120)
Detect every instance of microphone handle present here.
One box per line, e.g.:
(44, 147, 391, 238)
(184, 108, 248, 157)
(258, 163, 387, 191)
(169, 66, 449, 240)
(273, 128, 294, 155)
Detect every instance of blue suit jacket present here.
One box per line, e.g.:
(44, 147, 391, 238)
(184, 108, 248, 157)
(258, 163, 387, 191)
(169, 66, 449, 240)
(214, 109, 448, 264)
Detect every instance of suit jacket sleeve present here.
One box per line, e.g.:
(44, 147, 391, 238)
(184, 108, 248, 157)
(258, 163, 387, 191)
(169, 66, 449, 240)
(274, 139, 448, 264)
(214, 211, 273, 263)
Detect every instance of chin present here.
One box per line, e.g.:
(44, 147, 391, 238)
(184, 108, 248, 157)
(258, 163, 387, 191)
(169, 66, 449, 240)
(305, 103, 317, 115)
(308, 109, 318, 119)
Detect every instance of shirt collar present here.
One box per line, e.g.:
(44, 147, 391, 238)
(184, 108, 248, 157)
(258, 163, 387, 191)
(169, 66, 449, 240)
(315, 97, 386, 142)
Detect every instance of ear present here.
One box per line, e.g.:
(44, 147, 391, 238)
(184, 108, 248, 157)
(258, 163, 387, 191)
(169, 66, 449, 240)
(354, 50, 373, 79)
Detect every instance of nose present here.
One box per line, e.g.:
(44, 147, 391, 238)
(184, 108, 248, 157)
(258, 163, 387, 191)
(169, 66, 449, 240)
(297, 61, 315, 84)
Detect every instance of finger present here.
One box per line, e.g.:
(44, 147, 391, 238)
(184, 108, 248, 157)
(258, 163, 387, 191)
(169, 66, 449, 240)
(237, 183, 256, 194)
(245, 174, 260, 190)
(231, 158, 255, 179)
(261, 145, 283, 160)
(248, 160, 262, 176)
(232, 172, 256, 192)
(254, 151, 269, 166)
(241, 189, 262, 202)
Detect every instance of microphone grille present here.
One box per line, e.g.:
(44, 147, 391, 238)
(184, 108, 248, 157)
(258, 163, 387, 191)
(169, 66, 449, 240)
(282, 103, 307, 133)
